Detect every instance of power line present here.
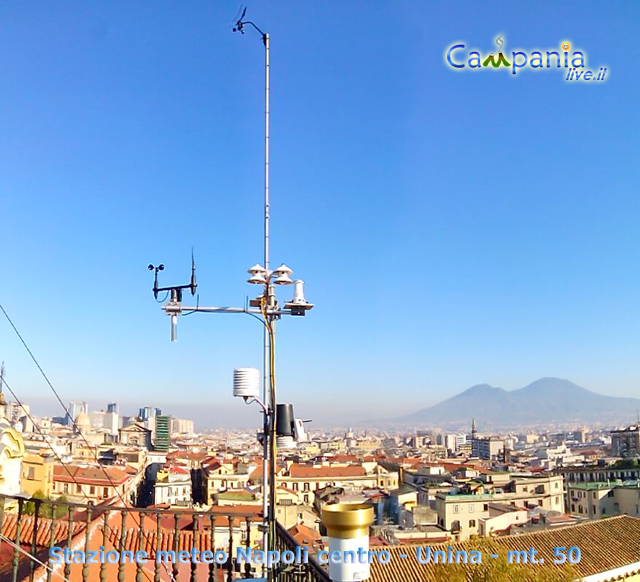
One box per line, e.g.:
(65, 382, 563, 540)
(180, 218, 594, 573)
(1, 377, 94, 505)
(0, 303, 173, 582)
(0, 532, 73, 582)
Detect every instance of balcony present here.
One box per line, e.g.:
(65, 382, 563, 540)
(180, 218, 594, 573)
(0, 494, 329, 582)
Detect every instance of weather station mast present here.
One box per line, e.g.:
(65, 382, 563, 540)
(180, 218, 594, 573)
(148, 8, 313, 578)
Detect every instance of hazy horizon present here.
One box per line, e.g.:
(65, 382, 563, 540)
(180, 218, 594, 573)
(1, 1, 638, 424)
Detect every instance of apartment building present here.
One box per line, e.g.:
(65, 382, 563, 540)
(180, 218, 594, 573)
(611, 425, 640, 458)
(558, 463, 640, 485)
(52, 464, 138, 503)
(567, 480, 640, 519)
(154, 465, 192, 507)
(21, 451, 55, 497)
(202, 459, 258, 503)
(278, 463, 385, 505)
(435, 474, 565, 540)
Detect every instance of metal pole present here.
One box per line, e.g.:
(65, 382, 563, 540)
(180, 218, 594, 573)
(264, 32, 270, 274)
(261, 31, 271, 566)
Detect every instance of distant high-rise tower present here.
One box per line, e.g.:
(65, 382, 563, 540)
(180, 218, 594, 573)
(154, 415, 171, 452)
(67, 401, 88, 426)
(471, 418, 478, 440)
(107, 402, 119, 414)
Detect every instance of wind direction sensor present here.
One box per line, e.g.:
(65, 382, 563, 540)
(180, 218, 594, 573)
(231, 6, 267, 43)
(148, 252, 197, 341)
(231, 5, 247, 33)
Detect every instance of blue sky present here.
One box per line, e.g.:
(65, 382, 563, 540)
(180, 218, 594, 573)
(1, 1, 638, 427)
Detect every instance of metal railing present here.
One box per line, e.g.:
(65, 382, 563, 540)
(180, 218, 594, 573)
(271, 523, 330, 582)
(0, 494, 328, 582)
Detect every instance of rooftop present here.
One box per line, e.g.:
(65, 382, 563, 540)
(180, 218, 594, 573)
(369, 515, 640, 582)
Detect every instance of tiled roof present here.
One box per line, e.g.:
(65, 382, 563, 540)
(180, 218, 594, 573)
(53, 465, 132, 486)
(1, 513, 78, 547)
(369, 515, 640, 582)
(288, 464, 367, 478)
(287, 523, 321, 549)
(167, 451, 207, 461)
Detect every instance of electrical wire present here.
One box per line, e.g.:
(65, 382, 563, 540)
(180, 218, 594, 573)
(1, 377, 94, 506)
(0, 303, 174, 582)
(0, 532, 73, 582)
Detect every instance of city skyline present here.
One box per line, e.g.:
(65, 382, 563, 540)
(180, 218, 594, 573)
(1, 1, 639, 426)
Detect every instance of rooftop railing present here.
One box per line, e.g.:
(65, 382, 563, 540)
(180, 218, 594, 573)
(0, 494, 329, 582)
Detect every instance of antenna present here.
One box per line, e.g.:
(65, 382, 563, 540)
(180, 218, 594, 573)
(190, 248, 197, 296)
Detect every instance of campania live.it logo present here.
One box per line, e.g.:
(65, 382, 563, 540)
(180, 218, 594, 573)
(445, 35, 608, 82)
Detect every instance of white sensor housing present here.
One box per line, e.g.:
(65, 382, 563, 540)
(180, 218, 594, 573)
(233, 368, 261, 399)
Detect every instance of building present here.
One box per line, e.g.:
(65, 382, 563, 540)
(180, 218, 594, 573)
(202, 459, 257, 503)
(612, 425, 640, 458)
(21, 451, 55, 497)
(0, 413, 25, 496)
(118, 423, 152, 449)
(52, 464, 138, 503)
(567, 480, 640, 519)
(154, 465, 192, 507)
(66, 401, 87, 426)
(154, 415, 171, 452)
(558, 462, 640, 485)
(278, 463, 382, 505)
(472, 436, 504, 460)
(170, 417, 195, 435)
(368, 515, 640, 582)
(435, 474, 565, 540)
(478, 503, 529, 536)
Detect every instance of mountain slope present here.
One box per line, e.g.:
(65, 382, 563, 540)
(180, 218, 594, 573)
(403, 377, 640, 429)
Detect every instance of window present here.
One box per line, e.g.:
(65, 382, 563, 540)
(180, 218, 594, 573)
(469, 504, 474, 513)
(469, 520, 476, 527)
(592, 505, 597, 514)
(304, 483, 310, 492)
(90, 486, 95, 495)
(64, 484, 69, 494)
(554, 482, 559, 489)
(607, 490, 614, 498)
(483, 504, 488, 511)
(104, 487, 109, 498)
(453, 505, 459, 514)
(293, 483, 298, 491)
(77, 485, 82, 494)
(304, 495, 309, 503)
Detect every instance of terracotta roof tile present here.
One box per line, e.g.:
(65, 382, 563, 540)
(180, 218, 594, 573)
(369, 515, 640, 581)
(289, 464, 367, 478)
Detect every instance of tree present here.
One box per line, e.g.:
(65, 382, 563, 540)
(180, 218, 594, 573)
(23, 490, 69, 519)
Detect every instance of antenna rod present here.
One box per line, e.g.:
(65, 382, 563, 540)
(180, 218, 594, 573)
(264, 32, 270, 274)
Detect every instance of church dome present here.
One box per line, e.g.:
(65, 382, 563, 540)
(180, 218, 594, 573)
(75, 412, 91, 433)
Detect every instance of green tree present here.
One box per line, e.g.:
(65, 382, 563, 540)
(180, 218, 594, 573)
(23, 490, 69, 519)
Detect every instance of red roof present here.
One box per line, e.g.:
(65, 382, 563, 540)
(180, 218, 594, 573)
(289, 464, 367, 478)
(53, 465, 132, 486)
